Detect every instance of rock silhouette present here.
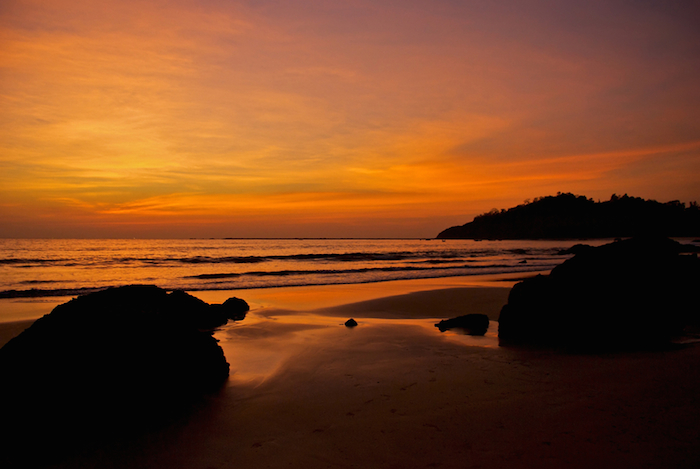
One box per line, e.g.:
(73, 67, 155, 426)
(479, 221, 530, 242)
(498, 237, 700, 350)
(0, 285, 247, 466)
(437, 193, 700, 239)
(435, 314, 489, 335)
(221, 296, 251, 320)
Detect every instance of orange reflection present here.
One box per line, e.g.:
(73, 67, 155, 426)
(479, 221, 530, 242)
(215, 308, 500, 385)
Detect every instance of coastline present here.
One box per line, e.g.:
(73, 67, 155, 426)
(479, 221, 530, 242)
(192, 271, 528, 315)
(0, 271, 532, 333)
(3, 271, 700, 468)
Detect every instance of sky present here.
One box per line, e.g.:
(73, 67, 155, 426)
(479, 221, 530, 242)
(1, 0, 699, 238)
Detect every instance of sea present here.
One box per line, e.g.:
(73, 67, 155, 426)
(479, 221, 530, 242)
(0, 238, 623, 300)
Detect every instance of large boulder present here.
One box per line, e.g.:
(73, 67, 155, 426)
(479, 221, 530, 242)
(498, 237, 700, 350)
(0, 285, 247, 466)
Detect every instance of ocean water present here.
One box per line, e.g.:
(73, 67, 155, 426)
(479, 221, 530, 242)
(0, 238, 614, 299)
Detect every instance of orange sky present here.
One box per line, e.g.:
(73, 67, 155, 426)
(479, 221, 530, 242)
(1, 0, 699, 238)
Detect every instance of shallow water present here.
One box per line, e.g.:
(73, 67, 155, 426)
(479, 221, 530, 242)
(217, 308, 501, 386)
(0, 238, 610, 299)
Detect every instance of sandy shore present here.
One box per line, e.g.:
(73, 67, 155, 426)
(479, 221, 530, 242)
(2, 275, 700, 468)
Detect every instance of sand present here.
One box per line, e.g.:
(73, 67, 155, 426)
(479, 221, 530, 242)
(2, 275, 700, 468)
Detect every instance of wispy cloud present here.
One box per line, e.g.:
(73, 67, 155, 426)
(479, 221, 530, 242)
(1, 0, 699, 237)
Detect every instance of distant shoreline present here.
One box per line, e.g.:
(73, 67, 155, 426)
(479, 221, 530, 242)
(438, 193, 700, 239)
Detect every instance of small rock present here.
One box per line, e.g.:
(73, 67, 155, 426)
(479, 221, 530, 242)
(220, 296, 250, 320)
(345, 318, 358, 327)
(435, 314, 489, 335)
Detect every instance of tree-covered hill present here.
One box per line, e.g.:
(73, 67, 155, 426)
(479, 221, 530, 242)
(436, 193, 700, 239)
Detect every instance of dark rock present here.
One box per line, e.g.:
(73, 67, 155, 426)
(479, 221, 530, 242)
(221, 296, 250, 320)
(557, 243, 593, 255)
(435, 314, 489, 335)
(0, 285, 246, 466)
(498, 237, 700, 350)
(345, 318, 358, 327)
(168, 289, 228, 329)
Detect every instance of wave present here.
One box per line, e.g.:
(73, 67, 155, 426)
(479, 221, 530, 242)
(0, 263, 558, 299)
(172, 251, 449, 264)
(0, 240, 577, 300)
(178, 256, 267, 264)
(186, 261, 558, 280)
(0, 286, 109, 299)
(0, 258, 69, 265)
(20, 280, 62, 285)
(0, 249, 522, 267)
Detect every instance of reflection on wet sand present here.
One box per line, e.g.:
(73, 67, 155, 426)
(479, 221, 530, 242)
(8, 279, 700, 469)
(217, 309, 501, 385)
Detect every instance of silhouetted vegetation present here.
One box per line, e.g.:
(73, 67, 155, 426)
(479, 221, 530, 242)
(437, 193, 700, 239)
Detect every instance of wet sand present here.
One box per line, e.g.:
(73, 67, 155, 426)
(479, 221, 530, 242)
(2, 275, 700, 468)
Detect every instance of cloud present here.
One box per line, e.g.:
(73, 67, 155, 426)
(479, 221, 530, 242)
(1, 0, 699, 237)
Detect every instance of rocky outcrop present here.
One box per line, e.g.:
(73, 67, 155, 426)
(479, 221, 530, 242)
(0, 285, 247, 466)
(437, 193, 700, 239)
(498, 237, 700, 350)
(435, 314, 489, 335)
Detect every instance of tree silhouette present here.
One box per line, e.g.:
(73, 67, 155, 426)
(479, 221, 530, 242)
(437, 193, 700, 239)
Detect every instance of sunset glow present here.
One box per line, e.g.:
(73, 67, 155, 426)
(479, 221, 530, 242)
(2, 0, 699, 237)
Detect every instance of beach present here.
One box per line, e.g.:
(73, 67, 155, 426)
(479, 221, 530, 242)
(2, 275, 700, 468)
